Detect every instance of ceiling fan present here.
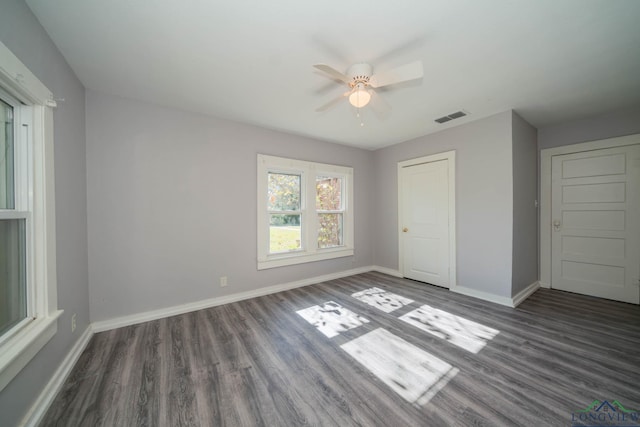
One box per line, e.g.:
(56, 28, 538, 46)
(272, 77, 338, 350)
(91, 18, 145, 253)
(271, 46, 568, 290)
(313, 61, 424, 114)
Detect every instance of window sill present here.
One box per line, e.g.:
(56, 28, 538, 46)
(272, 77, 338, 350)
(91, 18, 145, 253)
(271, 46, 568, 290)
(258, 247, 354, 270)
(0, 309, 63, 392)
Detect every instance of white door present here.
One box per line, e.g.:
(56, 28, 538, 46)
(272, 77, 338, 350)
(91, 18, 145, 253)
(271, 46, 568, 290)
(400, 159, 450, 287)
(551, 144, 640, 304)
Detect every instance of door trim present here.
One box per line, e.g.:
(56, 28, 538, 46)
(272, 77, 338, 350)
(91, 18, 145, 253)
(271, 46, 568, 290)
(398, 150, 456, 289)
(539, 133, 640, 289)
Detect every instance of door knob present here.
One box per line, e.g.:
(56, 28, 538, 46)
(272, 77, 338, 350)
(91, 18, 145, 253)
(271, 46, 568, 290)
(553, 220, 561, 231)
(402, 227, 409, 232)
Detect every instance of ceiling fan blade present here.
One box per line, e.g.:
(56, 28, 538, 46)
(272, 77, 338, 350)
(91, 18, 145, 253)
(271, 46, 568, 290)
(369, 61, 424, 88)
(315, 91, 350, 112)
(369, 90, 392, 119)
(315, 81, 340, 95)
(369, 37, 425, 65)
(311, 36, 351, 65)
(313, 64, 351, 84)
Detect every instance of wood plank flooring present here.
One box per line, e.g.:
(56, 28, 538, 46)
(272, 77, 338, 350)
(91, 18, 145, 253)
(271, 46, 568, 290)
(41, 272, 640, 426)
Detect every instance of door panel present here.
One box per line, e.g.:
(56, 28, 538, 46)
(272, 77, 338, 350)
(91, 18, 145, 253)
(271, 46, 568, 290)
(561, 261, 624, 285)
(562, 182, 625, 203)
(562, 236, 625, 259)
(409, 237, 440, 275)
(561, 154, 625, 178)
(562, 210, 625, 230)
(401, 160, 450, 287)
(551, 144, 640, 303)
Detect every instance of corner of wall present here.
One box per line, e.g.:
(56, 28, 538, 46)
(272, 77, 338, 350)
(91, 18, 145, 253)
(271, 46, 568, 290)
(510, 111, 539, 297)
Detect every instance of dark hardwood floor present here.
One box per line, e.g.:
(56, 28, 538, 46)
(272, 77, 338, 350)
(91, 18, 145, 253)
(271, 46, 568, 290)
(41, 272, 640, 426)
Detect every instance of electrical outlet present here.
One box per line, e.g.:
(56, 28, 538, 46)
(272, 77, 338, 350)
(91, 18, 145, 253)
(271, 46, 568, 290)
(71, 313, 77, 332)
(220, 276, 228, 287)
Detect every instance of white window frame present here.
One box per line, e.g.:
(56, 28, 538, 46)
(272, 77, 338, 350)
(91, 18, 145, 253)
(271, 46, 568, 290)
(257, 154, 354, 270)
(0, 41, 61, 392)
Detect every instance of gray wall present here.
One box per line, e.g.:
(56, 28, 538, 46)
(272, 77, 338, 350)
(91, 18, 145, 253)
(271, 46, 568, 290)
(511, 112, 538, 296)
(372, 112, 515, 298)
(538, 106, 640, 150)
(86, 91, 374, 322)
(0, 1, 89, 425)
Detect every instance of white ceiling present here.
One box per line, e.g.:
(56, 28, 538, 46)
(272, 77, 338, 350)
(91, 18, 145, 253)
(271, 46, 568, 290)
(26, 0, 640, 150)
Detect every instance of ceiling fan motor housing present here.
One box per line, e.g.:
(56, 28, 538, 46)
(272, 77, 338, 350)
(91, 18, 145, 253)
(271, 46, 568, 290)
(347, 63, 373, 88)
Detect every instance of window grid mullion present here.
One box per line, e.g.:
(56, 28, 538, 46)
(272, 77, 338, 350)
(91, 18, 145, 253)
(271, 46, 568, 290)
(16, 118, 32, 212)
(316, 210, 344, 214)
(305, 168, 317, 255)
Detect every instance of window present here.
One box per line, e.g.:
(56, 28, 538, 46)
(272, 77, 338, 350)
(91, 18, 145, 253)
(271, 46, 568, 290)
(257, 154, 354, 269)
(0, 91, 28, 338)
(0, 41, 60, 392)
(316, 176, 344, 249)
(268, 172, 302, 253)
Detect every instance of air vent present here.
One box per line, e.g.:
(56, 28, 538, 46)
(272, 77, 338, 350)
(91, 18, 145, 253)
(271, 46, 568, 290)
(435, 116, 452, 124)
(448, 111, 466, 119)
(435, 110, 468, 124)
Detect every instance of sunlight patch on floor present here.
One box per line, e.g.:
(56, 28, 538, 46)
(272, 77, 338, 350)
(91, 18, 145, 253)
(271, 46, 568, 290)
(296, 301, 369, 338)
(400, 304, 499, 353)
(341, 328, 459, 406)
(351, 287, 414, 313)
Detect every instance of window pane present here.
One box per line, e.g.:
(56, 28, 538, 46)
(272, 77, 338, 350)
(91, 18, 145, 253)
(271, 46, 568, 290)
(268, 173, 300, 211)
(318, 213, 343, 248)
(0, 99, 15, 210)
(316, 176, 342, 210)
(269, 214, 301, 253)
(0, 219, 27, 336)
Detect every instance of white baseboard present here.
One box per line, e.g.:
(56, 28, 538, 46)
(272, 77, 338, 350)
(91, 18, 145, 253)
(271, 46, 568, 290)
(538, 281, 551, 289)
(512, 281, 540, 307)
(92, 266, 374, 332)
(91, 266, 538, 332)
(370, 268, 540, 308)
(20, 325, 93, 427)
(451, 281, 540, 308)
(450, 286, 515, 307)
(371, 265, 402, 278)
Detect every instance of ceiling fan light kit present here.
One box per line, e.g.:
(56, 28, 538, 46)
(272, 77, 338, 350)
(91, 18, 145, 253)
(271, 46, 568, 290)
(349, 84, 371, 108)
(346, 63, 373, 108)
